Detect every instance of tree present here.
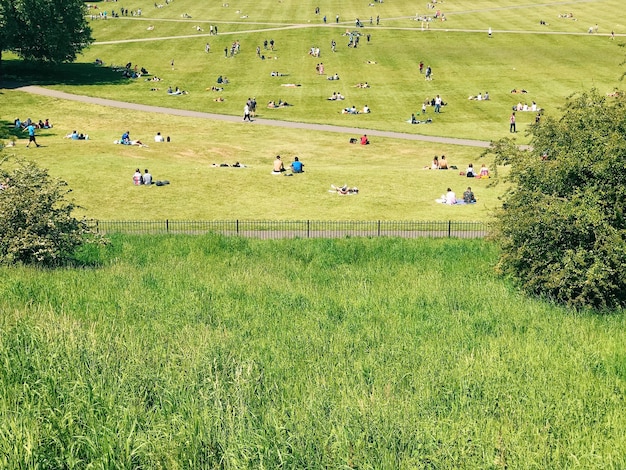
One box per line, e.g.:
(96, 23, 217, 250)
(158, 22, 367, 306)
(0, 157, 105, 266)
(484, 89, 626, 310)
(0, 0, 92, 78)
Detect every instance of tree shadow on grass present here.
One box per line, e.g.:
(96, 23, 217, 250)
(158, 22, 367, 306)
(1, 58, 129, 88)
(0, 118, 57, 143)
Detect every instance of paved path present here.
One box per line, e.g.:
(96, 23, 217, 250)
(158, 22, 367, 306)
(10, 84, 493, 148)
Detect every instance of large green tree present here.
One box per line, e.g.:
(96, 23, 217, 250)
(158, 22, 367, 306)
(0, 0, 92, 78)
(484, 89, 626, 310)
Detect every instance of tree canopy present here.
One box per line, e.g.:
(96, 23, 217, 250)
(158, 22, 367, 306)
(485, 89, 626, 310)
(0, 0, 92, 75)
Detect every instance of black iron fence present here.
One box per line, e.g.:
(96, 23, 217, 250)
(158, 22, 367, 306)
(90, 220, 490, 239)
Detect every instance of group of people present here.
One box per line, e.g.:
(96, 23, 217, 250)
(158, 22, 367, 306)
(468, 92, 490, 101)
(64, 130, 89, 140)
(437, 187, 477, 205)
(463, 163, 490, 178)
(430, 155, 451, 169)
(14, 117, 51, 129)
(267, 99, 291, 108)
(154, 132, 170, 142)
(117, 131, 147, 147)
(272, 155, 304, 174)
(513, 101, 540, 112)
(342, 105, 370, 114)
(167, 86, 188, 95)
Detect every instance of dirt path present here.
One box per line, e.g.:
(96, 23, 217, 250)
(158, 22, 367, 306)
(11, 85, 492, 148)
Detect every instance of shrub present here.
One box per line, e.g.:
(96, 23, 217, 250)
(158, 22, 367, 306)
(0, 157, 106, 266)
(484, 89, 626, 310)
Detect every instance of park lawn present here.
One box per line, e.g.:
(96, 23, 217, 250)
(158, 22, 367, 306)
(2, 0, 624, 221)
(2, 0, 621, 143)
(1, 89, 502, 221)
(0, 235, 625, 468)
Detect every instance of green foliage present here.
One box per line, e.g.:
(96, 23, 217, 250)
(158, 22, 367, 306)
(0, 157, 106, 266)
(0, 0, 92, 66)
(1, 236, 626, 468)
(485, 89, 626, 309)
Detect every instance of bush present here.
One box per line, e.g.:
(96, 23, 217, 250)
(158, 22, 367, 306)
(484, 89, 626, 310)
(0, 157, 106, 266)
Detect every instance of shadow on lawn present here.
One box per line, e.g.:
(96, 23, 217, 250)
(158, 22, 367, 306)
(1, 59, 128, 88)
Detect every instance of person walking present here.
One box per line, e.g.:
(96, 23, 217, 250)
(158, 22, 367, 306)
(510, 112, 516, 133)
(425, 65, 432, 80)
(24, 123, 40, 147)
(243, 103, 252, 121)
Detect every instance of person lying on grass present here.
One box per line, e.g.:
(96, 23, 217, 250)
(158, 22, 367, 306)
(330, 184, 359, 195)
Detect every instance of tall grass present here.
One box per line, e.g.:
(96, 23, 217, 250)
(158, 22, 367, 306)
(1, 235, 625, 468)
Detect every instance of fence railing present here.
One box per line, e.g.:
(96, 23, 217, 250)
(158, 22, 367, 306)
(90, 220, 490, 239)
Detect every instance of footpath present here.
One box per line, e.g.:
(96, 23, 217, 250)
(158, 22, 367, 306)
(8, 84, 492, 148)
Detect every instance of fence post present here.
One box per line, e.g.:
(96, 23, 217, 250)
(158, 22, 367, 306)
(448, 220, 451, 238)
(236, 219, 239, 235)
(166, 219, 169, 233)
(307, 220, 310, 238)
(378, 220, 381, 237)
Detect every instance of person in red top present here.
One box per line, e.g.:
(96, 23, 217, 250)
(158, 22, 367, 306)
(360, 134, 369, 145)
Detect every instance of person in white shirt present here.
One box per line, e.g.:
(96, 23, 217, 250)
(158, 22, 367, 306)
(143, 169, 153, 185)
(154, 132, 165, 142)
(445, 188, 457, 205)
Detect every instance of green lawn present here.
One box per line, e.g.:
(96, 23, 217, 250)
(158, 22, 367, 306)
(1, 0, 625, 221)
(1, 235, 625, 468)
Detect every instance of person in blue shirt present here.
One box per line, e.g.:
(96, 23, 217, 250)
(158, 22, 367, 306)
(290, 156, 304, 173)
(24, 124, 40, 147)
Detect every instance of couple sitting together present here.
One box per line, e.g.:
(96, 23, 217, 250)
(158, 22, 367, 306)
(436, 187, 476, 205)
(272, 155, 304, 174)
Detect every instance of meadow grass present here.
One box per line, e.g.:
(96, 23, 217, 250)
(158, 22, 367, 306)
(1, 235, 625, 468)
(2, 0, 625, 220)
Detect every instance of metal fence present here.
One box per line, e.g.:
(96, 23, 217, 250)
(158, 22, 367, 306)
(90, 220, 490, 239)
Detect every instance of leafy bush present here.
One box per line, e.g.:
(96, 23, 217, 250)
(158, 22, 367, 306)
(0, 157, 106, 266)
(484, 89, 626, 310)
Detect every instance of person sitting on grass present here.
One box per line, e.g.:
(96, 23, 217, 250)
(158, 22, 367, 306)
(360, 134, 370, 145)
(272, 155, 286, 173)
(465, 163, 475, 177)
(133, 168, 143, 185)
(479, 163, 490, 178)
(290, 156, 304, 173)
(445, 188, 457, 205)
(463, 187, 476, 203)
(439, 155, 449, 169)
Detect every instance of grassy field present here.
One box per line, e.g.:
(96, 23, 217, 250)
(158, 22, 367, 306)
(1, 235, 625, 468)
(2, 0, 625, 220)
